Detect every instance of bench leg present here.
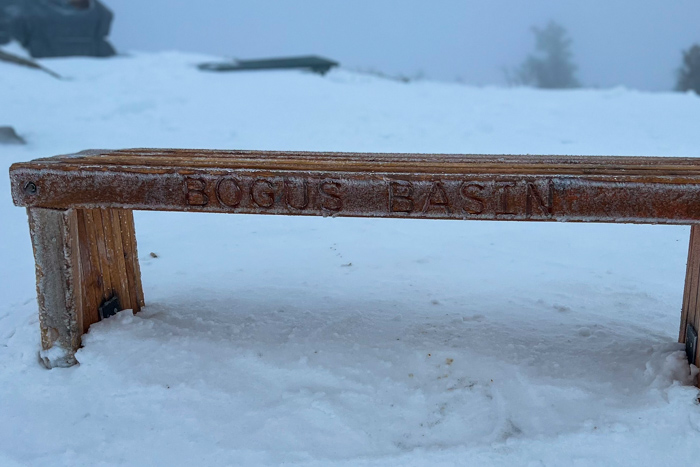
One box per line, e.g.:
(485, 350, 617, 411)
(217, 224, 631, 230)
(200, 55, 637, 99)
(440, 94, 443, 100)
(680, 225, 700, 378)
(28, 208, 144, 368)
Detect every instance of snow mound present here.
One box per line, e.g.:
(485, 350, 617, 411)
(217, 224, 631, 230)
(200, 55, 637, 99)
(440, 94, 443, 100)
(1, 52, 700, 465)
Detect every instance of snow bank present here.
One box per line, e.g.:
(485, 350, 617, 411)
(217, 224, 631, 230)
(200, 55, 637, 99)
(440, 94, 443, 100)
(1, 52, 700, 466)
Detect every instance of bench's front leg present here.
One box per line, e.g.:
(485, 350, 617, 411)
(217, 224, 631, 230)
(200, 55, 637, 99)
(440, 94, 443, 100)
(28, 207, 144, 368)
(28, 208, 82, 368)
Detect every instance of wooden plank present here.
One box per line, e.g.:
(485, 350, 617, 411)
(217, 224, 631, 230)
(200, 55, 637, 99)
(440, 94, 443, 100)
(90, 209, 113, 304)
(108, 209, 132, 311)
(681, 226, 700, 350)
(680, 229, 692, 343)
(680, 226, 700, 380)
(118, 210, 144, 310)
(82, 209, 107, 320)
(75, 209, 101, 333)
(690, 228, 700, 343)
(27, 208, 82, 368)
(17, 149, 700, 174)
(681, 228, 693, 342)
(9, 171, 700, 225)
(97, 208, 123, 310)
(81, 208, 143, 316)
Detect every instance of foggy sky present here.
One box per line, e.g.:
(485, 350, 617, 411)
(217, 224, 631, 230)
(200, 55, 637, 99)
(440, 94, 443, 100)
(106, 0, 700, 91)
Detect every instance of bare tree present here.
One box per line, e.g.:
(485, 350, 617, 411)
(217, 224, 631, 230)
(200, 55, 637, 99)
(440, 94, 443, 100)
(676, 44, 700, 95)
(518, 21, 580, 89)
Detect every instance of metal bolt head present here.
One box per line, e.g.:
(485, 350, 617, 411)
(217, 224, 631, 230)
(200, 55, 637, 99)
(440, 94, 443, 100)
(23, 182, 37, 195)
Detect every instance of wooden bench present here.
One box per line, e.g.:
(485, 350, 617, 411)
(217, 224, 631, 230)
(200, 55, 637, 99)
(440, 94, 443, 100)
(9, 149, 700, 374)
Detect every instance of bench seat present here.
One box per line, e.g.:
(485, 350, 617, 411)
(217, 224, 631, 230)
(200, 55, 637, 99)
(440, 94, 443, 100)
(11, 149, 700, 223)
(9, 149, 700, 377)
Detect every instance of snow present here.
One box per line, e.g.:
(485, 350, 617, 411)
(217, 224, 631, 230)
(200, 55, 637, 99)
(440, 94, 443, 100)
(2, 51, 700, 466)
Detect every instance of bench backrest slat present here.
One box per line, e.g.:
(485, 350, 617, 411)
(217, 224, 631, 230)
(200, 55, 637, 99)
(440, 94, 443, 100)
(10, 149, 700, 224)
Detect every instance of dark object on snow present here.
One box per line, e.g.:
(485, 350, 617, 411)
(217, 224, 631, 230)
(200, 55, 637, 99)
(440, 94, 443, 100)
(98, 295, 121, 320)
(198, 55, 339, 75)
(676, 44, 700, 95)
(0, 126, 25, 144)
(0, 48, 62, 78)
(0, 0, 115, 58)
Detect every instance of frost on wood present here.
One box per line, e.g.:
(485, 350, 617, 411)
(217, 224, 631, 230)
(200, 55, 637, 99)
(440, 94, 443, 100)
(11, 150, 700, 224)
(28, 208, 81, 368)
(26, 207, 144, 368)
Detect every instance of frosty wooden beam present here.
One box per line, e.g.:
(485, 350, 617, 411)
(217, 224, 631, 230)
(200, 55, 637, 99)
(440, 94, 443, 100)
(8, 149, 700, 373)
(25, 207, 143, 367)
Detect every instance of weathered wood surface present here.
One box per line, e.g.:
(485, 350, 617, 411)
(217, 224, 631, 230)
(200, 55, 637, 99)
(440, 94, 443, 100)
(74, 208, 144, 330)
(28, 208, 82, 368)
(681, 225, 700, 366)
(27, 207, 143, 368)
(10, 149, 700, 224)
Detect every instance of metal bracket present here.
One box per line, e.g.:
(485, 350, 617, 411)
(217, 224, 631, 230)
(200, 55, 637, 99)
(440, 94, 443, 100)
(98, 296, 121, 320)
(686, 324, 698, 366)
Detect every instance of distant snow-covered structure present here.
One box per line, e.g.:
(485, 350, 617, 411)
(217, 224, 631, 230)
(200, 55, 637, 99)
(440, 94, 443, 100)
(0, 0, 115, 58)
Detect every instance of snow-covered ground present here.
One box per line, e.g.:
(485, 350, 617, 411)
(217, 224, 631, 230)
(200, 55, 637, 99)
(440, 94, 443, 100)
(2, 51, 700, 466)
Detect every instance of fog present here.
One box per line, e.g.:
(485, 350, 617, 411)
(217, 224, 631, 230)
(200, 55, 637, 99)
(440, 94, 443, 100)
(107, 0, 699, 91)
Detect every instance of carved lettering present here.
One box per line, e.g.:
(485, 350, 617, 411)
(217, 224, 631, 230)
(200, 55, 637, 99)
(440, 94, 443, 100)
(251, 179, 275, 208)
(185, 176, 558, 218)
(185, 177, 209, 206)
(526, 181, 554, 216)
(215, 177, 243, 208)
(285, 180, 310, 210)
(460, 183, 485, 214)
(422, 181, 451, 213)
(389, 181, 414, 213)
(495, 182, 516, 215)
(319, 180, 343, 212)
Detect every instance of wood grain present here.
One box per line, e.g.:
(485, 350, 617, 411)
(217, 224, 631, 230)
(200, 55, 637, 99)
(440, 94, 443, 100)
(18, 149, 700, 175)
(118, 210, 145, 309)
(78, 208, 144, 321)
(26, 207, 144, 367)
(681, 225, 700, 370)
(28, 208, 82, 368)
(11, 149, 700, 224)
(76, 209, 101, 333)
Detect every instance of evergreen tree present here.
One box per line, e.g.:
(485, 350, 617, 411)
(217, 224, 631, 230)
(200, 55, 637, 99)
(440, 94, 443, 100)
(676, 44, 700, 95)
(518, 21, 579, 89)
(0, 1, 14, 44)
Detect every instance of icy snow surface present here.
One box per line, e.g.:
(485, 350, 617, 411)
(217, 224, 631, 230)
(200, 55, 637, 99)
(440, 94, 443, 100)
(2, 52, 700, 466)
